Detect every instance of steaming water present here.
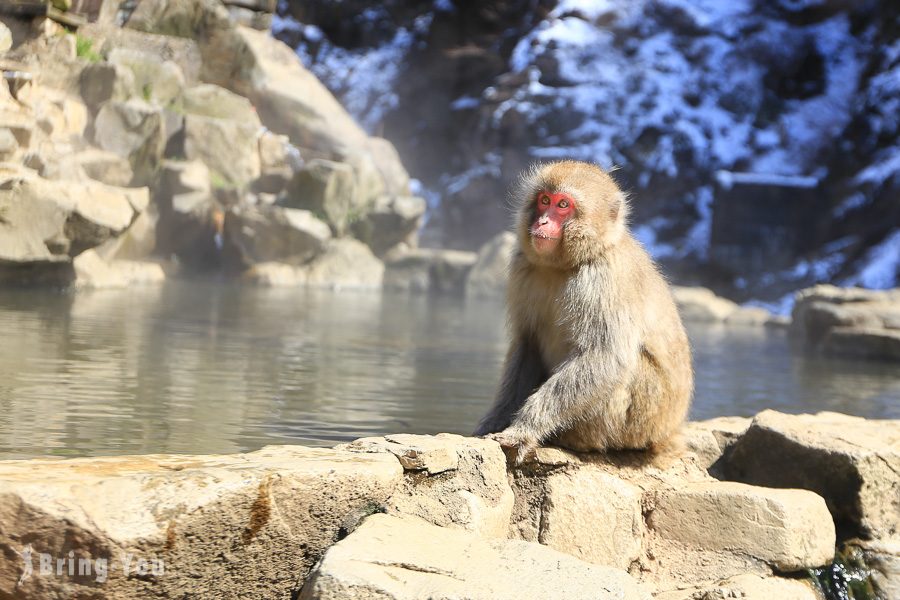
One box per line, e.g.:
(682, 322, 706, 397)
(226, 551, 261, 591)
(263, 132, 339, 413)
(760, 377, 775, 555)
(0, 281, 897, 459)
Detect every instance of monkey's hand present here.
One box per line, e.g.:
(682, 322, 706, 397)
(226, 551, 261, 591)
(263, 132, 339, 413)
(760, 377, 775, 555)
(486, 428, 539, 465)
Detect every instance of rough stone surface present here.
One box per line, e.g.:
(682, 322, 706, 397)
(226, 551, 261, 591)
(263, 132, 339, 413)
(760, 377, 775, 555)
(73, 249, 165, 289)
(823, 326, 900, 361)
(224, 205, 331, 267)
(284, 158, 357, 235)
(79, 62, 136, 108)
(655, 574, 820, 600)
(107, 48, 185, 108)
(725, 306, 772, 326)
(354, 194, 426, 257)
(672, 286, 739, 322)
(0, 445, 402, 599)
(183, 113, 261, 188)
(791, 285, 900, 361)
(851, 538, 900, 600)
(465, 231, 516, 299)
(93, 99, 164, 185)
(302, 238, 385, 290)
(647, 481, 835, 571)
(300, 513, 648, 600)
(722, 410, 900, 539)
(683, 417, 752, 470)
(342, 434, 514, 538)
(540, 469, 643, 570)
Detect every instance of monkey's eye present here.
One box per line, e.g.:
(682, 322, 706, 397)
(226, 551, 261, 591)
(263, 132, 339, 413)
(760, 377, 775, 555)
(558, 200, 569, 209)
(540, 195, 551, 206)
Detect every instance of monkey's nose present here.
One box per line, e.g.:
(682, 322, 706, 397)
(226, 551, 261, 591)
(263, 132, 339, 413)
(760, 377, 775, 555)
(538, 215, 549, 225)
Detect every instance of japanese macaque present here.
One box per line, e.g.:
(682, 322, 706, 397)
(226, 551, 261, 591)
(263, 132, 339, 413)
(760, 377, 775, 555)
(474, 160, 693, 462)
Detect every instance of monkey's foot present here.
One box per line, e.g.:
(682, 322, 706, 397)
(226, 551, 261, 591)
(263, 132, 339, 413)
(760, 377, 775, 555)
(486, 430, 539, 465)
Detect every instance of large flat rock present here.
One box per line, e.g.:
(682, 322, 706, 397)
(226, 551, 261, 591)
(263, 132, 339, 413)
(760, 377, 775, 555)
(722, 410, 900, 538)
(0, 445, 402, 599)
(299, 513, 648, 600)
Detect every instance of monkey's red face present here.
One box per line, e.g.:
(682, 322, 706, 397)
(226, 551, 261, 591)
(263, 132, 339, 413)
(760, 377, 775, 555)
(531, 191, 576, 255)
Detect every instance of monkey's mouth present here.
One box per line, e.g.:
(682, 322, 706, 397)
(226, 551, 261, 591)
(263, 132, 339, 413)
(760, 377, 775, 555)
(529, 229, 558, 240)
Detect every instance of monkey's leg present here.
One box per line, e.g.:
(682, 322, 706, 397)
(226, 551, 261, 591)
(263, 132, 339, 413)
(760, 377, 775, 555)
(473, 336, 545, 436)
(500, 345, 637, 455)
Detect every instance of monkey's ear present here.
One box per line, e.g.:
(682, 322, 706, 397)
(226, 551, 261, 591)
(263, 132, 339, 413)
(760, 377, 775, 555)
(610, 191, 630, 224)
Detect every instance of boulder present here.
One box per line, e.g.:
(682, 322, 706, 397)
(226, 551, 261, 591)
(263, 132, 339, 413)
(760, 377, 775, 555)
(0, 128, 18, 160)
(107, 48, 184, 108)
(255, 130, 294, 194)
(341, 434, 514, 538)
(822, 327, 900, 361)
(646, 481, 835, 571)
(283, 159, 357, 235)
(224, 204, 331, 267)
(72, 148, 134, 187)
(671, 286, 739, 322)
(725, 306, 772, 326)
(0, 21, 11, 53)
(683, 416, 752, 470)
(0, 445, 402, 599)
(211, 26, 369, 154)
(383, 249, 433, 293)
(0, 175, 139, 262)
(302, 238, 384, 290)
(73, 249, 165, 289)
(790, 285, 900, 361)
(366, 137, 410, 195)
(183, 113, 261, 188)
(722, 410, 900, 539)
(849, 538, 900, 600)
(383, 248, 477, 294)
(182, 83, 259, 122)
(299, 513, 647, 600)
(93, 99, 165, 185)
(539, 469, 643, 570)
(153, 160, 220, 269)
(655, 574, 820, 600)
(465, 232, 516, 299)
(353, 194, 426, 257)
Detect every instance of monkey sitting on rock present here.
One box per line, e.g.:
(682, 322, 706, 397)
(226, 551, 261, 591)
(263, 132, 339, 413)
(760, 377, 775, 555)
(474, 160, 693, 462)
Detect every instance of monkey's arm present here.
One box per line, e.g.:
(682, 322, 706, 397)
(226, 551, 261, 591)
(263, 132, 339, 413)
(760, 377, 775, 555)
(494, 268, 641, 456)
(473, 335, 546, 436)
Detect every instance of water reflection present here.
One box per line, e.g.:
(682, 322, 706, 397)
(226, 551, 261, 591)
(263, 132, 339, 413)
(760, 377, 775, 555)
(0, 281, 896, 459)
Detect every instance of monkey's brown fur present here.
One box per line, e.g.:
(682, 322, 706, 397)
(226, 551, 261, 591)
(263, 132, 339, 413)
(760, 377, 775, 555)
(474, 160, 693, 461)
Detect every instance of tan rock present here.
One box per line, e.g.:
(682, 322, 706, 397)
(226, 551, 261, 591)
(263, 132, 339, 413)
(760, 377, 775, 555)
(284, 158, 357, 235)
(303, 238, 385, 291)
(683, 416, 752, 469)
(183, 113, 261, 187)
(850, 538, 900, 600)
(725, 306, 771, 326)
(0, 445, 402, 599)
(342, 434, 514, 538)
(107, 47, 185, 107)
(93, 99, 164, 185)
(723, 410, 900, 539)
(73, 249, 165, 289)
(647, 481, 835, 571)
(299, 513, 648, 600)
(540, 469, 643, 569)
(656, 574, 820, 600)
(224, 205, 331, 267)
(672, 286, 739, 322)
(365, 137, 411, 195)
